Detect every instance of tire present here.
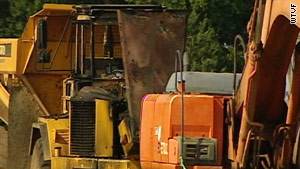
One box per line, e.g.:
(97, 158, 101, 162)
(30, 138, 51, 169)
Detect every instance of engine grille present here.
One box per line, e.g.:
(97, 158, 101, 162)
(70, 101, 95, 156)
(175, 136, 218, 165)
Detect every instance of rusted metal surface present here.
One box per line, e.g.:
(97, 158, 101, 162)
(118, 10, 188, 131)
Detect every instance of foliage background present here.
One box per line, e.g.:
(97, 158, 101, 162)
(0, 0, 254, 72)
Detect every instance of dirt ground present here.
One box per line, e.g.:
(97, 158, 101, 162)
(0, 126, 7, 169)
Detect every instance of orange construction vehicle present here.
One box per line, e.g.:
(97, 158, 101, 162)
(0, 4, 188, 169)
(140, 71, 240, 169)
(139, 0, 300, 168)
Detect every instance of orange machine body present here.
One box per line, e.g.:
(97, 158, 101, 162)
(140, 93, 225, 169)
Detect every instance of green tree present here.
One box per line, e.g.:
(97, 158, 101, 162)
(0, 0, 12, 37)
(187, 0, 253, 72)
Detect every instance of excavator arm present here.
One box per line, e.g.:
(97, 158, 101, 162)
(235, 0, 300, 119)
(234, 0, 300, 168)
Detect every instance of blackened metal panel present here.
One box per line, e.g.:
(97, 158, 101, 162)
(118, 10, 188, 131)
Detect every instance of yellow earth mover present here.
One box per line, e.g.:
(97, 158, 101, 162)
(0, 4, 188, 169)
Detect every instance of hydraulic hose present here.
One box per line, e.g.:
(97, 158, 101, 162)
(233, 34, 246, 97)
(232, 35, 246, 157)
